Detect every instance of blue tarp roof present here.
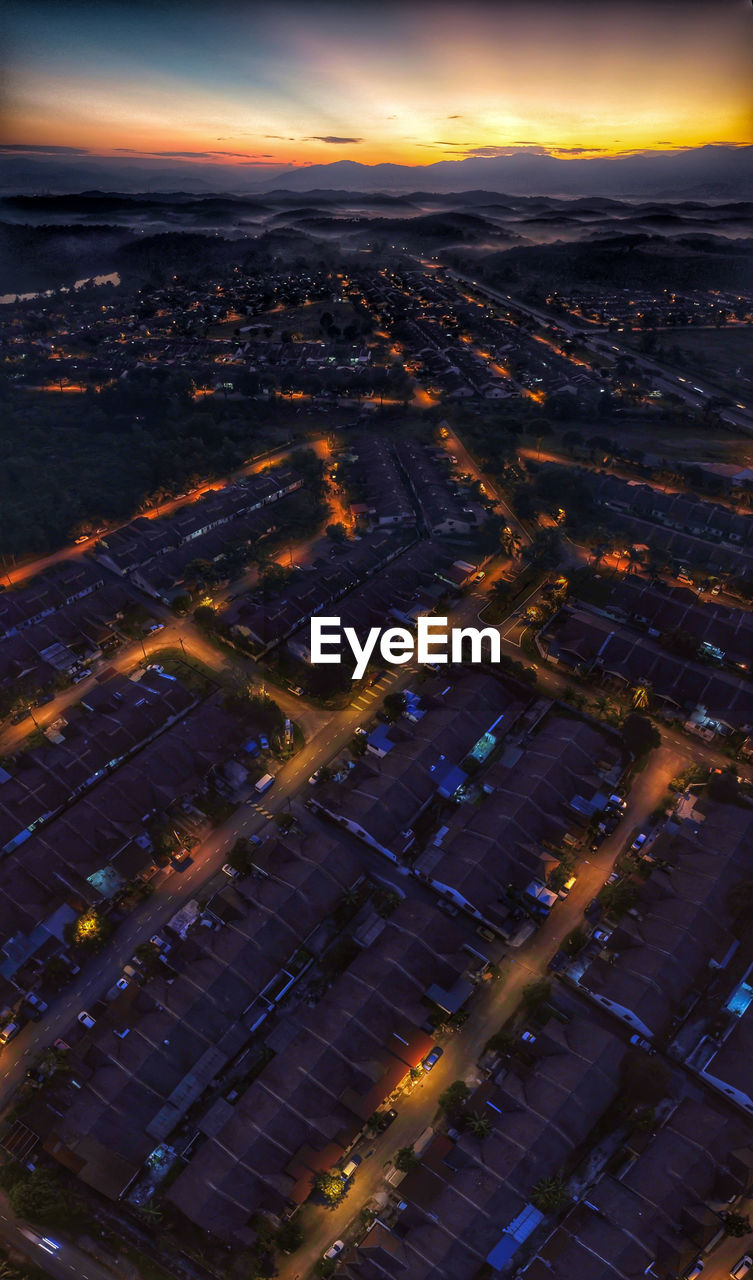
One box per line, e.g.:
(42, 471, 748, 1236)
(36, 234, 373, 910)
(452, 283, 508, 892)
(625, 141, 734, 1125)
(486, 1204, 544, 1270)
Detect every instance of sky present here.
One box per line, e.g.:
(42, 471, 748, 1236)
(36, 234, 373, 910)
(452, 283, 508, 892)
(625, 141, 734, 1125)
(1, 0, 752, 177)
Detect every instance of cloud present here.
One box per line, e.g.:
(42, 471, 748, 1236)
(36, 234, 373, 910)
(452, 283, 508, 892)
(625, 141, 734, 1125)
(552, 145, 606, 155)
(265, 134, 296, 141)
(447, 114, 463, 120)
(115, 148, 254, 159)
(463, 144, 549, 158)
(0, 143, 90, 155)
(304, 135, 362, 145)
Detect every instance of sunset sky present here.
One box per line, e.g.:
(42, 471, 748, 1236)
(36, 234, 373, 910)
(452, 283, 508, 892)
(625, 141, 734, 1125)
(2, 0, 751, 176)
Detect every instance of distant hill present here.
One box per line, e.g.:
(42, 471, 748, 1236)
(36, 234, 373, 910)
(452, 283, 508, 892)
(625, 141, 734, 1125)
(2, 144, 751, 199)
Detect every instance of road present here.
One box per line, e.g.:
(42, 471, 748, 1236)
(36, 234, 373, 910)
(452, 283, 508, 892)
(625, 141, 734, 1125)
(0, 1190, 126, 1280)
(445, 270, 753, 435)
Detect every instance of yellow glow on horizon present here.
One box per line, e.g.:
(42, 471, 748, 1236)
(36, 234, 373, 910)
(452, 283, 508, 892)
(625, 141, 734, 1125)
(3, 2, 751, 170)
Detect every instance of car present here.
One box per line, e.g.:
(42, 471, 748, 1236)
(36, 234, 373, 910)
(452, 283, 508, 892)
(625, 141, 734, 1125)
(557, 874, 576, 900)
(422, 1045, 444, 1072)
(592, 928, 612, 945)
(548, 950, 568, 972)
(629, 1034, 654, 1053)
(631, 833, 647, 852)
(77, 1011, 96, 1028)
(151, 934, 170, 951)
(324, 1240, 345, 1260)
(378, 1108, 398, 1130)
(308, 770, 322, 786)
(290, 686, 304, 696)
(730, 1256, 753, 1280)
(106, 977, 130, 1000)
(474, 571, 485, 582)
(222, 864, 241, 880)
(607, 870, 622, 885)
(53, 1038, 70, 1052)
(521, 1031, 537, 1043)
(585, 898, 602, 922)
(476, 926, 495, 942)
(340, 1155, 362, 1181)
(249, 834, 262, 846)
(607, 793, 627, 811)
(0, 1022, 20, 1046)
(682, 1262, 704, 1280)
(25, 992, 48, 1012)
(259, 735, 270, 750)
(354, 726, 367, 735)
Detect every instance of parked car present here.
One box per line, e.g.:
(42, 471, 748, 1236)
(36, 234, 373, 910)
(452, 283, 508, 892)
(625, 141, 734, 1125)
(53, 1039, 69, 1052)
(222, 864, 241, 880)
(730, 1256, 753, 1280)
(378, 1108, 398, 1130)
(0, 1022, 20, 1046)
(682, 1262, 704, 1279)
(476, 926, 495, 942)
(548, 950, 568, 972)
(77, 1011, 96, 1028)
(629, 1034, 654, 1053)
(422, 1045, 444, 1072)
(593, 928, 612, 945)
(585, 898, 602, 922)
(340, 1155, 362, 1181)
(258, 735, 270, 750)
(324, 1241, 345, 1260)
(631, 833, 647, 851)
(106, 978, 130, 1001)
(557, 875, 576, 900)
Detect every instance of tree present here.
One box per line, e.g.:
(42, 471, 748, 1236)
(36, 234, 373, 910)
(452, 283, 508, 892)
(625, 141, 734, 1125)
(438, 1080, 470, 1116)
(68, 907, 111, 953)
(276, 1218, 305, 1252)
(632, 682, 652, 711)
(723, 1212, 752, 1238)
(227, 837, 253, 875)
(598, 879, 637, 918)
(6, 1168, 82, 1232)
(531, 1175, 570, 1215)
(383, 691, 405, 721)
(312, 1170, 346, 1207)
(521, 978, 551, 1011)
(499, 525, 521, 557)
(395, 1146, 418, 1172)
(622, 712, 660, 759)
(326, 522, 347, 544)
(465, 1112, 492, 1142)
(275, 812, 296, 834)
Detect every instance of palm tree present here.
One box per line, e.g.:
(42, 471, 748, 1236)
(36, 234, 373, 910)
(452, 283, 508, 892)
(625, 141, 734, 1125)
(466, 1112, 492, 1141)
(632, 682, 651, 711)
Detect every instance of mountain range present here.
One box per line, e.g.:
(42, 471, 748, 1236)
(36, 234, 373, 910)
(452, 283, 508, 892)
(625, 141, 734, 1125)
(1, 145, 750, 199)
